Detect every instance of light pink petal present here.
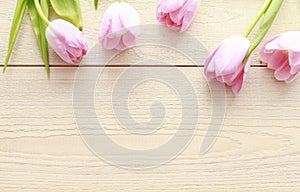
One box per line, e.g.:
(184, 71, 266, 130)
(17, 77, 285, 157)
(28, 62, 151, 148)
(289, 51, 300, 74)
(102, 36, 121, 50)
(180, 0, 199, 32)
(230, 72, 243, 95)
(214, 36, 250, 75)
(221, 68, 243, 86)
(119, 2, 141, 36)
(277, 31, 300, 51)
(122, 32, 136, 47)
(180, 10, 195, 32)
(157, 0, 186, 13)
(230, 56, 251, 95)
(267, 50, 288, 70)
(108, 12, 124, 38)
(165, 15, 181, 30)
(169, 8, 183, 24)
(274, 60, 292, 81)
(204, 43, 221, 79)
(47, 33, 73, 64)
(285, 73, 299, 83)
(259, 34, 281, 63)
(66, 46, 82, 60)
(99, 3, 119, 41)
(116, 37, 127, 50)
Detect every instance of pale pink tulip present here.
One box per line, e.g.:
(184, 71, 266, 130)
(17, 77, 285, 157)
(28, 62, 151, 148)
(260, 31, 300, 83)
(204, 36, 252, 94)
(99, 2, 141, 50)
(46, 19, 88, 64)
(157, 0, 199, 32)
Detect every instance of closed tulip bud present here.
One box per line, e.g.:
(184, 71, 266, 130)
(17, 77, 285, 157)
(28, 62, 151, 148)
(260, 31, 300, 83)
(99, 2, 141, 50)
(46, 19, 88, 64)
(204, 36, 252, 94)
(157, 0, 199, 32)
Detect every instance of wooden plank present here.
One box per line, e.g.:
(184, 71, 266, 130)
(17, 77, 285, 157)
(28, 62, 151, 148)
(0, 67, 299, 191)
(1, 0, 299, 66)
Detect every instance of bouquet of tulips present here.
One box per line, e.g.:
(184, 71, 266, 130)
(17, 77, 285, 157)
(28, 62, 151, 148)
(4, 0, 299, 95)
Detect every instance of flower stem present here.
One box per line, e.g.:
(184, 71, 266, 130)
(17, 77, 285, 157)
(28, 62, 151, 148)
(34, 0, 49, 25)
(119, 0, 124, 3)
(243, 0, 284, 65)
(243, 0, 273, 38)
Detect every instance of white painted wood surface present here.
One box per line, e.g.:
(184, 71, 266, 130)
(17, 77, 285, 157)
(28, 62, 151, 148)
(0, 0, 300, 191)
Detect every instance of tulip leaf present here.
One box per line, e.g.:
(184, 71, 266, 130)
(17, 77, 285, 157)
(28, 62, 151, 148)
(49, 0, 83, 30)
(94, 0, 98, 10)
(28, 0, 50, 76)
(243, 0, 284, 64)
(3, 0, 28, 73)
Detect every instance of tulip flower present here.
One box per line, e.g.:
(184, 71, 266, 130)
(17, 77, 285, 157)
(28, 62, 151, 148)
(4, 0, 84, 74)
(46, 19, 88, 64)
(204, 36, 252, 94)
(260, 31, 300, 83)
(99, 1, 141, 50)
(156, 0, 199, 32)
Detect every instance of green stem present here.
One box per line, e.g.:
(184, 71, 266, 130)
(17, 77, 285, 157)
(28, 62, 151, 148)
(119, 0, 124, 3)
(34, 0, 49, 25)
(243, 0, 284, 64)
(243, 0, 273, 38)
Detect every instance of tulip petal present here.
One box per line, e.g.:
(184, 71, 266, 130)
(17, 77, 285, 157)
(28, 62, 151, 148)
(180, 0, 199, 32)
(116, 37, 127, 50)
(99, 2, 140, 51)
(119, 2, 141, 36)
(274, 60, 292, 81)
(214, 36, 250, 75)
(166, 15, 181, 30)
(289, 51, 300, 74)
(102, 36, 121, 50)
(108, 13, 124, 38)
(266, 50, 288, 70)
(231, 56, 251, 94)
(99, 3, 118, 41)
(204, 45, 221, 79)
(169, 8, 183, 25)
(259, 34, 281, 63)
(285, 73, 299, 83)
(122, 32, 136, 47)
(277, 31, 300, 51)
(157, 13, 167, 23)
(181, 10, 195, 32)
(157, 0, 186, 13)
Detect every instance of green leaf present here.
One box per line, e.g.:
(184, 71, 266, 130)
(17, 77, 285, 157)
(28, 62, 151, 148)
(49, 0, 83, 30)
(3, 0, 28, 73)
(94, 0, 98, 10)
(28, 0, 50, 76)
(243, 0, 284, 64)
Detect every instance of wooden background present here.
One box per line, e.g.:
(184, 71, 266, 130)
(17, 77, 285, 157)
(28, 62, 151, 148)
(1, 0, 300, 191)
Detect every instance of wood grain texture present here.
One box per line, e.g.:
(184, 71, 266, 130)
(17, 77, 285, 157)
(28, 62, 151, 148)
(0, 67, 299, 191)
(0, 0, 300, 191)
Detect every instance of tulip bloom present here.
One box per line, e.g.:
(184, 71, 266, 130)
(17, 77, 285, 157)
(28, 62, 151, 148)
(157, 0, 199, 32)
(99, 2, 141, 50)
(260, 31, 300, 83)
(46, 19, 88, 64)
(204, 36, 252, 94)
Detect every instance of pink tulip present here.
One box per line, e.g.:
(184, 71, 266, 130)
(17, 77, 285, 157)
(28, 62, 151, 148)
(157, 0, 199, 32)
(46, 19, 88, 64)
(99, 2, 141, 50)
(204, 36, 252, 94)
(260, 31, 300, 83)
